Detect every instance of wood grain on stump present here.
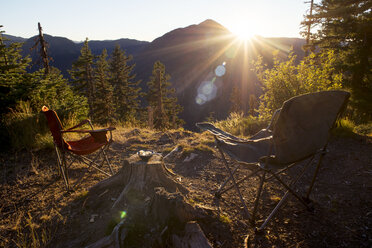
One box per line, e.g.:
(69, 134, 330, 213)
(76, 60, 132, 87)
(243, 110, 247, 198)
(86, 153, 210, 248)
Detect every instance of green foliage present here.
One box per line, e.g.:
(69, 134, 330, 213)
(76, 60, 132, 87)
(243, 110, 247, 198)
(2, 69, 88, 150)
(0, 26, 31, 74)
(109, 44, 141, 122)
(354, 123, 372, 137)
(309, 0, 372, 122)
(0, 26, 88, 150)
(146, 61, 184, 129)
(214, 112, 268, 137)
(229, 86, 243, 114)
(3, 101, 51, 150)
(332, 118, 356, 138)
(0, 27, 32, 115)
(69, 38, 95, 116)
(92, 49, 114, 124)
(255, 50, 343, 117)
(28, 68, 88, 120)
(219, 214, 232, 224)
(248, 94, 258, 116)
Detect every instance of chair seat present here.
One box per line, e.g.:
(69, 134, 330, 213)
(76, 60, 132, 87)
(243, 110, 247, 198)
(66, 136, 108, 155)
(217, 136, 273, 164)
(196, 122, 274, 164)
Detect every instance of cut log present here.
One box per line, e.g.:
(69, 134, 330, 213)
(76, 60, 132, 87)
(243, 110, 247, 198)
(112, 153, 188, 209)
(172, 221, 213, 248)
(85, 152, 212, 248)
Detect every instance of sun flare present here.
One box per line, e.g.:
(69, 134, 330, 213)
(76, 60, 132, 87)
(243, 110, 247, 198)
(234, 29, 256, 41)
(229, 22, 257, 41)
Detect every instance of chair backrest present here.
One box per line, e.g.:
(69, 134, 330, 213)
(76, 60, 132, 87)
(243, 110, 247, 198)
(41, 106, 66, 148)
(272, 90, 350, 164)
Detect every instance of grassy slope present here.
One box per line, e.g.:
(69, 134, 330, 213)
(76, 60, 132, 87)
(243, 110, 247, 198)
(0, 127, 371, 247)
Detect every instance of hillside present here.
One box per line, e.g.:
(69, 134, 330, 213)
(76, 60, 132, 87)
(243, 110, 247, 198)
(9, 34, 149, 78)
(133, 20, 306, 127)
(4, 19, 306, 127)
(0, 128, 371, 247)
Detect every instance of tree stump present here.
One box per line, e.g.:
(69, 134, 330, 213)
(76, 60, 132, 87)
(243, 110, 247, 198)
(86, 153, 211, 247)
(172, 221, 213, 248)
(110, 153, 188, 209)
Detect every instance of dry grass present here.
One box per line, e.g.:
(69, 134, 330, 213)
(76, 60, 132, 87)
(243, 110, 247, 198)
(0, 148, 107, 248)
(1, 126, 372, 247)
(0, 126, 218, 247)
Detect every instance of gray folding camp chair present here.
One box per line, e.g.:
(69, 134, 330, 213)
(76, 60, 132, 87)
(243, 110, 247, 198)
(196, 90, 350, 231)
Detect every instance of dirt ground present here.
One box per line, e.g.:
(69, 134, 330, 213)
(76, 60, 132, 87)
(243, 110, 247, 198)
(0, 128, 371, 247)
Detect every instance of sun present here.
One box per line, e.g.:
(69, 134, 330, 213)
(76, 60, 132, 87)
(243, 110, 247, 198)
(229, 23, 257, 41)
(234, 29, 256, 41)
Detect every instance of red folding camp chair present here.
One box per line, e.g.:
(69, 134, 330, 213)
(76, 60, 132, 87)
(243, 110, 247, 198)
(42, 106, 115, 191)
(197, 90, 350, 231)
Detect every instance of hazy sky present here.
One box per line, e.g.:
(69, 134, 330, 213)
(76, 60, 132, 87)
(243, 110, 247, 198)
(2, 0, 314, 42)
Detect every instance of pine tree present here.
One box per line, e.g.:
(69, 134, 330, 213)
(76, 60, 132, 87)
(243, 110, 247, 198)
(69, 38, 95, 117)
(92, 49, 114, 124)
(310, 0, 372, 122)
(0, 26, 32, 115)
(248, 94, 257, 116)
(109, 44, 141, 122)
(146, 61, 183, 129)
(0, 27, 88, 149)
(229, 86, 243, 114)
(0, 26, 30, 74)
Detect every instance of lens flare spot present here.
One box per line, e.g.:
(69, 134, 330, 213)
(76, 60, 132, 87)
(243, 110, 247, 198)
(215, 65, 226, 77)
(196, 80, 218, 105)
(201, 83, 213, 95)
(196, 95, 207, 105)
(120, 211, 127, 219)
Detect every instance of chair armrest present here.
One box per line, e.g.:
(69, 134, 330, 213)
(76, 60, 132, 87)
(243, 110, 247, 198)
(218, 135, 273, 144)
(61, 127, 115, 133)
(61, 129, 93, 133)
(61, 127, 115, 143)
(88, 127, 116, 133)
(65, 119, 94, 131)
(196, 122, 245, 142)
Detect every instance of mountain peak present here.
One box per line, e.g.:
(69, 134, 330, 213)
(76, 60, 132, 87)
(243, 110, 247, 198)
(198, 19, 224, 28)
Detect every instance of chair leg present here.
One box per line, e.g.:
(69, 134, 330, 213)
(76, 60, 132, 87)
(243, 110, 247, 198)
(61, 152, 70, 191)
(54, 144, 70, 191)
(269, 171, 311, 209)
(72, 147, 114, 189)
(305, 149, 326, 201)
(217, 145, 251, 219)
(75, 154, 112, 176)
(251, 170, 266, 225)
(103, 150, 114, 175)
(54, 145, 63, 177)
(217, 168, 260, 197)
(257, 191, 290, 232)
(258, 157, 316, 230)
(215, 164, 240, 197)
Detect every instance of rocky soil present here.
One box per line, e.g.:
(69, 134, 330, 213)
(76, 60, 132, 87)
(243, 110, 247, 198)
(1, 128, 371, 247)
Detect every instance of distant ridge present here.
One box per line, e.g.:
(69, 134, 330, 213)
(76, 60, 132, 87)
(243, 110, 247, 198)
(7, 34, 149, 77)
(132, 19, 305, 127)
(4, 19, 305, 127)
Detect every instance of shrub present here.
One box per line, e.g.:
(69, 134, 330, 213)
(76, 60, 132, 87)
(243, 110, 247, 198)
(255, 50, 343, 117)
(1, 69, 89, 151)
(3, 100, 85, 150)
(332, 118, 356, 137)
(214, 112, 269, 137)
(354, 123, 372, 136)
(3, 101, 51, 150)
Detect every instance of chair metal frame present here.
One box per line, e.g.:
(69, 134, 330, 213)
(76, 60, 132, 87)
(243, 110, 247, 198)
(197, 91, 350, 231)
(42, 106, 115, 191)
